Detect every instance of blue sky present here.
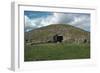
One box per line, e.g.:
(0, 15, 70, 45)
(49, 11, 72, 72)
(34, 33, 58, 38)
(24, 11, 53, 19)
(24, 11, 90, 32)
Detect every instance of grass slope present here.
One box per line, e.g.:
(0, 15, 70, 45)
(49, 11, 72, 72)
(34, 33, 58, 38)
(25, 24, 90, 43)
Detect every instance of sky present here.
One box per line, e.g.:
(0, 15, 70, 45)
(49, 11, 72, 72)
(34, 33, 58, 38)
(24, 11, 90, 32)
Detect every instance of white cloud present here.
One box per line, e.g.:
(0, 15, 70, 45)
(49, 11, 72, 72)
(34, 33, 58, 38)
(25, 13, 90, 32)
(69, 14, 90, 31)
(24, 16, 34, 31)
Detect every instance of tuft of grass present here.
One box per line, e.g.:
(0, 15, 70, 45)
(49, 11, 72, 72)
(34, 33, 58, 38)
(24, 43, 90, 61)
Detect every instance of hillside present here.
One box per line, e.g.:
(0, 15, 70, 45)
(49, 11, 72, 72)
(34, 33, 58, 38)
(25, 24, 90, 44)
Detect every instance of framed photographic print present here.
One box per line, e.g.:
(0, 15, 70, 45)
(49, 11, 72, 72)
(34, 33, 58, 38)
(11, 2, 96, 71)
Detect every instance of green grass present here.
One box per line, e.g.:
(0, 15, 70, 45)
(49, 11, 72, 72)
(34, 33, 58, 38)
(24, 43, 90, 61)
